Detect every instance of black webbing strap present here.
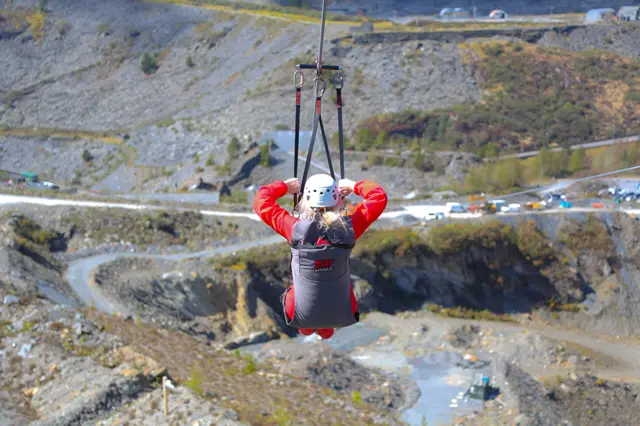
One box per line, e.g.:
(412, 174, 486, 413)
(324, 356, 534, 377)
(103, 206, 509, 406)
(300, 96, 322, 194)
(318, 115, 335, 181)
(336, 87, 345, 180)
(293, 86, 301, 209)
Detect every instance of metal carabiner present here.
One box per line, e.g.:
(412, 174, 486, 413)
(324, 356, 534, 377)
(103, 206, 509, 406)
(313, 77, 326, 98)
(332, 71, 344, 90)
(294, 70, 304, 89)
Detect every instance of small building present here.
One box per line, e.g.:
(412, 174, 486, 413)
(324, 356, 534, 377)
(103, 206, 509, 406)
(21, 172, 38, 183)
(585, 8, 616, 23)
(618, 6, 640, 21)
(489, 9, 508, 19)
(350, 21, 374, 33)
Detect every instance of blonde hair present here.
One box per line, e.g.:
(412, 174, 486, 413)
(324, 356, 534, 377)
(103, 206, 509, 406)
(296, 196, 346, 229)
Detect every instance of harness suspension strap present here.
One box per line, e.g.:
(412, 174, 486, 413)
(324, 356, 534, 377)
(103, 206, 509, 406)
(336, 87, 345, 180)
(300, 95, 322, 194)
(318, 115, 335, 181)
(293, 83, 302, 209)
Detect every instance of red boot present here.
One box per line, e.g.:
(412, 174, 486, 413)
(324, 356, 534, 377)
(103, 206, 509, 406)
(299, 328, 314, 336)
(316, 328, 335, 339)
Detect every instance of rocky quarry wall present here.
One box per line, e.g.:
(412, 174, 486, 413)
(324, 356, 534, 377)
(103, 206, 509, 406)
(79, 211, 640, 343)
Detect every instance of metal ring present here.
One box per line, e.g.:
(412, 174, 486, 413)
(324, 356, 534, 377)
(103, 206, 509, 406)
(314, 77, 326, 98)
(294, 70, 304, 89)
(332, 72, 344, 90)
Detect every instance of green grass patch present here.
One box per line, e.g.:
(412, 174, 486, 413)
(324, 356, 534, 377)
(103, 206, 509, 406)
(427, 220, 516, 255)
(558, 214, 614, 258)
(426, 304, 516, 322)
(20, 321, 37, 333)
(184, 366, 204, 395)
(147, 0, 370, 23)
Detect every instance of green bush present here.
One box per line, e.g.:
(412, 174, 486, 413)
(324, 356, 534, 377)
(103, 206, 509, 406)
(351, 45, 640, 155)
(184, 366, 204, 395)
(517, 220, 556, 267)
(206, 153, 216, 166)
(13, 216, 58, 249)
(426, 304, 515, 322)
(259, 142, 273, 168)
(141, 53, 159, 75)
(227, 137, 240, 158)
(558, 215, 613, 257)
(82, 149, 93, 163)
(367, 152, 382, 167)
(186, 55, 195, 68)
(220, 190, 248, 205)
(55, 18, 71, 35)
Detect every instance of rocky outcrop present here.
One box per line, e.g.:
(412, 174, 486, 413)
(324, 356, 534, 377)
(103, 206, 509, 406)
(86, 212, 640, 340)
(0, 214, 76, 303)
(538, 24, 640, 60)
(92, 257, 288, 342)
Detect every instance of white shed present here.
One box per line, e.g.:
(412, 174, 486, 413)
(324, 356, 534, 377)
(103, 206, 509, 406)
(618, 6, 640, 21)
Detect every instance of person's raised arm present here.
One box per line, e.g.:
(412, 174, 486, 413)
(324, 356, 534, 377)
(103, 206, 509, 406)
(339, 179, 388, 239)
(253, 179, 299, 243)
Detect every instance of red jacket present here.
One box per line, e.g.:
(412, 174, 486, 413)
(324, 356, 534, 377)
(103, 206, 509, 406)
(253, 180, 388, 244)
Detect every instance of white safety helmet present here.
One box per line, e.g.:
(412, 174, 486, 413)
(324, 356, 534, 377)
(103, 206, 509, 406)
(303, 174, 339, 208)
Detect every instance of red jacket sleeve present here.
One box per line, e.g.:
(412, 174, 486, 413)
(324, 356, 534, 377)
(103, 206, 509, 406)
(253, 181, 298, 243)
(349, 180, 388, 240)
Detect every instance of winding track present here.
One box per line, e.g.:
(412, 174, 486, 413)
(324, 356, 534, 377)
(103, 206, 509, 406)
(4, 192, 640, 392)
(1, 192, 639, 319)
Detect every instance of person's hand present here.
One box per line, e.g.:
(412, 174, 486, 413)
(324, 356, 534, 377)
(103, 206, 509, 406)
(338, 179, 355, 197)
(284, 178, 300, 195)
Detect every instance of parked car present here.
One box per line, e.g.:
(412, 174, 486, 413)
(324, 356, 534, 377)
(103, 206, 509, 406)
(42, 181, 59, 190)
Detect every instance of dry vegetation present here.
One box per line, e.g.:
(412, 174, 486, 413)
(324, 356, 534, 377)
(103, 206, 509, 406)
(87, 311, 398, 426)
(354, 42, 640, 156)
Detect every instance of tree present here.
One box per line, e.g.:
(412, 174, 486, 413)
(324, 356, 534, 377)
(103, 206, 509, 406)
(484, 142, 499, 161)
(412, 152, 425, 170)
(464, 166, 490, 193)
(227, 137, 240, 158)
(367, 152, 382, 167)
(373, 131, 388, 149)
(186, 55, 195, 68)
(568, 148, 586, 173)
(82, 149, 93, 163)
(356, 128, 374, 150)
(141, 53, 158, 75)
(536, 146, 552, 177)
(492, 158, 522, 190)
(259, 142, 272, 168)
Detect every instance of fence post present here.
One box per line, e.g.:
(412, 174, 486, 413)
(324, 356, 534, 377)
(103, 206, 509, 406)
(162, 376, 168, 415)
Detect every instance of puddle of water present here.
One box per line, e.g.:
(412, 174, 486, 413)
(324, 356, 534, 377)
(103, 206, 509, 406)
(350, 348, 486, 426)
(401, 356, 486, 426)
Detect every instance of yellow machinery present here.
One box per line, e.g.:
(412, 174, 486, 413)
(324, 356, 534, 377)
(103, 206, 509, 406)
(470, 195, 497, 214)
(523, 202, 542, 210)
